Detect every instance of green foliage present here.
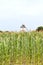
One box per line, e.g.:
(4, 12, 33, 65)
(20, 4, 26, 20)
(0, 32, 43, 65)
(36, 26, 43, 31)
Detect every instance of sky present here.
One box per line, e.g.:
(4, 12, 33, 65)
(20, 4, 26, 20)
(0, 0, 43, 31)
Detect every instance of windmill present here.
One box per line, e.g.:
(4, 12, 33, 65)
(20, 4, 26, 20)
(20, 24, 28, 32)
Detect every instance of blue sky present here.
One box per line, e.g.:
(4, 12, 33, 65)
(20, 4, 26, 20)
(0, 0, 43, 31)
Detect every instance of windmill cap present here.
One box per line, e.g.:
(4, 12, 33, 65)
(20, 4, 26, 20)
(20, 24, 26, 28)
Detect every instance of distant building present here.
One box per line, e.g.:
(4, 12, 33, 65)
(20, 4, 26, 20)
(20, 24, 28, 32)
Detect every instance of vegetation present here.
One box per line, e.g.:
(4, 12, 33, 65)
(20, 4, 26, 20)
(0, 31, 43, 65)
(36, 26, 43, 31)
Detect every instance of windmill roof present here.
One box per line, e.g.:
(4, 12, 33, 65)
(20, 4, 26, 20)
(20, 24, 26, 28)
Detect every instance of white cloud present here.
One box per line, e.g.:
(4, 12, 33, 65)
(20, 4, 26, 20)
(0, 0, 43, 17)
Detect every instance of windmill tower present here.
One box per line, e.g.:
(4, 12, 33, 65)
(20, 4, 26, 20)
(20, 24, 28, 32)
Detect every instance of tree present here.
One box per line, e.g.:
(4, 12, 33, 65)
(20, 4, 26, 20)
(36, 26, 43, 31)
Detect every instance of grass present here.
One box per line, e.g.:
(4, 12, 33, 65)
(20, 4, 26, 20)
(0, 31, 43, 65)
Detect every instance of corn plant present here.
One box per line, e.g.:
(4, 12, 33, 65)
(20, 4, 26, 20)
(0, 31, 43, 65)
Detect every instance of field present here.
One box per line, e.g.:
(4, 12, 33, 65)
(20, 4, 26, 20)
(0, 31, 43, 65)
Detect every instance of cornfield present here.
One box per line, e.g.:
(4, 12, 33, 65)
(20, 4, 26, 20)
(0, 31, 43, 65)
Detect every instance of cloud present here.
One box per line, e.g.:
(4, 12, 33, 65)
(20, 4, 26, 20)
(0, 0, 43, 17)
(0, 0, 43, 31)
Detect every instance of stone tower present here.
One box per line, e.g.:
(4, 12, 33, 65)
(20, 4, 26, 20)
(20, 24, 28, 32)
